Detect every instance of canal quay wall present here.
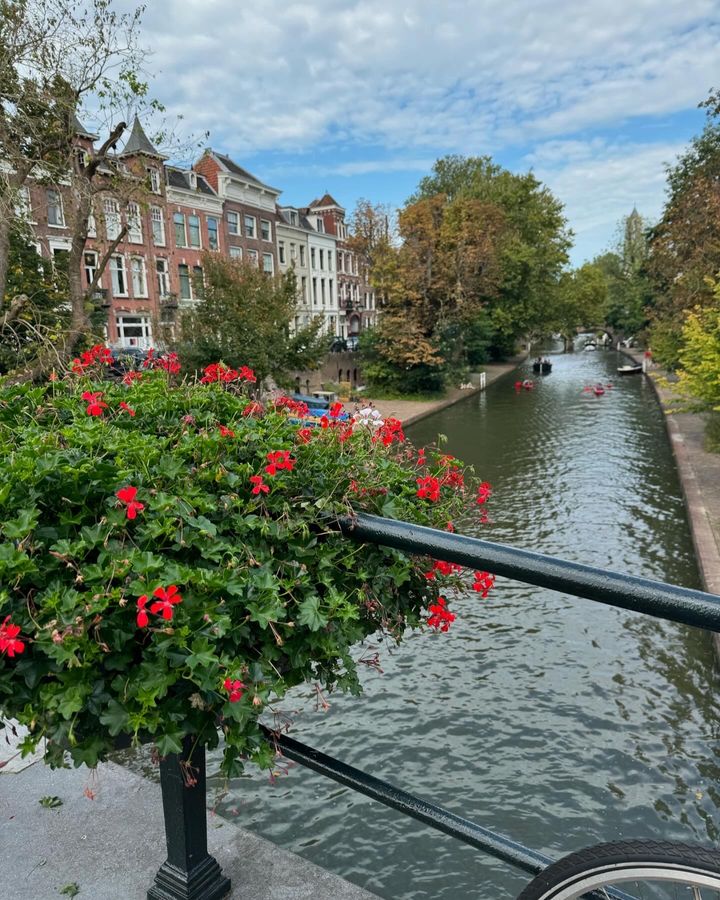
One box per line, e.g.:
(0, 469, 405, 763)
(623, 349, 720, 650)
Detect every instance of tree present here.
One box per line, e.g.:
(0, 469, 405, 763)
(347, 199, 401, 308)
(550, 262, 608, 351)
(0, 222, 70, 372)
(1, 0, 165, 373)
(675, 281, 720, 410)
(173, 256, 326, 385)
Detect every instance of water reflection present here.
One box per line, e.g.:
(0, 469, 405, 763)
(203, 348, 719, 900)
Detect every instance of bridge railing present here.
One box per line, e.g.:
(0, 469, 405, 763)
(149, 513, 720, 900)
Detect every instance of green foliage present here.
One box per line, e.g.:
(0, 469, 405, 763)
(0, 368, 487, 775)
(173, 256, 326, 385)
(0, 226, 71, 373)
(675, 284, 720, 409)
(550, 262, 609, 347)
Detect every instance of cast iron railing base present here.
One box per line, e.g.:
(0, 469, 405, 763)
(147, 856, 231, 900)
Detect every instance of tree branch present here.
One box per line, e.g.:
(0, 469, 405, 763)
(0, 294, 29, 330)
(83, 223, 128, 302)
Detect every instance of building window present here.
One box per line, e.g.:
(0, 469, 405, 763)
(338, 252, 344, 272)
(105, 198, 121, 240)
(147, 168, 161, 194)
(188, 215, 201, 249)
(290, 242, 297, 261)
(47, 189, 65, 226)
(278, 242, 286, 264)
(84, 251, 99, 287)
(87, 207, 97, 238)
(207, 216, 219, 251)
(247, 249, 258, 266)
(244, 215, 256, 239)
(229, 246, 242, 259)
(110, 255, 127, 296)
(156, 258, 170, 297)
(329, 278, 333, 301)
(328, 251, 333, 271)
(312, 277, 317, 305)
(311, 247, 316, 268)
(178, 264, 191, 300)
(193, 265, 204, 299)
(117, 315, 152, 349)
(127, 202, 143, 243)
(262, 253, 273, 274)
(15, 186, 32, 220)
(289, 211, 298, 226)
(130, 257, 147, 297)
(301, 276, 307, 303)
(260, 219, 271, 241)
(227, 211, 240, 235)
(174, 212, 187, 248)
(299, 245, 306, 266)
(321, 278, 326, 305)
(319, 249, 324, 270)
(315, 218, 324, 233)
(151, 206, 165, 246)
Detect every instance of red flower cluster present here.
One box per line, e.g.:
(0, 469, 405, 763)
(218, 424, 235, 438)
(472, 571, 495, 598)
(136, 585, 182, 627)
(249, 475, 270, 495)
(442, 467, 465, 489)
(242, 401, 264, 417)
(296, 427, 313, 444)
(200, 363, 256, 384)
(427, 597, 456, 632)
(424, 559, 463, 579)
(417, 447, 427, 465)
(476, 482, 492, 505)
(116, 486, 145, 520)
(417, 476, 441, 502)
(82, 390, 108, 417)
(274, 396, 310, 417)
(119, 401, 136, 417)
(373, 417, 405, 447)
(72, 344, 112, 374)
(265, 450, 296, 475)
(143, 349, 181, 375)
(122, 370, 143, 386)
(223, 678, 246, 703)
(0, 616, 24, 657)
(329, 402, 344, 418)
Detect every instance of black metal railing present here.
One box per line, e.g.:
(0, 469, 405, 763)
(150, 514, 720, 900)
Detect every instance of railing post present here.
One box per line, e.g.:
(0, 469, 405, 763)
(148, 737, 231, 900)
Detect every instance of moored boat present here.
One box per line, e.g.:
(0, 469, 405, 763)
(617, 364, 643, 376)
(541, 361, 552, 374)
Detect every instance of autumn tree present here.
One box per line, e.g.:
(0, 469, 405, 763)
(675, 283, 720, 410)
(550, 262, 609, 351)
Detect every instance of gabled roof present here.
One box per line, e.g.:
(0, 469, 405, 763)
(278, 206, 313, 232)
(120, 116, 166, 159)
(207, 150, 281, 195)
(310, 192, 344, 211)
(166, 167, 217, 196)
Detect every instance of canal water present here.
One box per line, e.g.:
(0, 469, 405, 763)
(212, 347, 720, 899)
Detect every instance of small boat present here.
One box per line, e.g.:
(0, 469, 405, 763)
(617, 365, 643, 376)
(593, 386, 605, 396)
(541, 361, 552, 374)
(532, 362, 541, 373)
(584, 343, 597, 352)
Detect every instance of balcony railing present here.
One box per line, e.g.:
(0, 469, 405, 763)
(148, 513, 720, 900)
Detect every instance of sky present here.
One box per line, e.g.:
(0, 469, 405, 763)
(117, 0, 718, 265)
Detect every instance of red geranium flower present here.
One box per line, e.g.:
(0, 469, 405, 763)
(329, 402, 344, 418)
(0, 616, 25, 657)
(416, 476, 441, 502)
(149, 585, 182, 621)
(116, 485, 145, 520)
(82, 390, 108, 417)
(250, 475, 270, 495)
(223, 678, 246, 703)
(476, 482, 492, 505)
(218, 424, 235, 438)
(119, 401, 136, 417)
(472, 571, 496, 598)
(296, 427, 313, 444)
(427, 597, 456, 632)
(242, 401, 264, 417)
(319, 415, 330, 429)
(265, 450, 295, 475)
(136, 596, 149, 628)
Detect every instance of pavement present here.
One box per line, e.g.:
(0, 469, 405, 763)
(0, 743, 379, 900)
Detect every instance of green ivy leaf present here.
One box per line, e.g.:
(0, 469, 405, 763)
(297, 596, 328, 631)
(99, 699, 130, 736)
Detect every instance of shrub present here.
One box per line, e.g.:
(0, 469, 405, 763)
(0, 357, 493, 775)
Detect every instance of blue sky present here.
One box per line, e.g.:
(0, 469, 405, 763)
(116, 0, 717, 265)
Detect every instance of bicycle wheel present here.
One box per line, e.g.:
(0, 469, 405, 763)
(517, 840, 720, 899)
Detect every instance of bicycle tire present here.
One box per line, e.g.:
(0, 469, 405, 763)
(517, 840, 720, 899)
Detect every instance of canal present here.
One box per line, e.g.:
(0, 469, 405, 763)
(213, 347, 720, 899)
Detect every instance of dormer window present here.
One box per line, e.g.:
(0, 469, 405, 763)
(147, 168, 161, 194)
(188, 172, 197, 190)
(315, 218, 324, 233)
(289, 211, 298, 226)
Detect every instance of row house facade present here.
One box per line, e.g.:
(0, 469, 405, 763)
(15, 119, 375, 349)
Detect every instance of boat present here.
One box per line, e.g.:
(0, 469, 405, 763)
(617, 365, 643, 376)
(584, 342, 597, 352)
(532, 360, 553, 374)
(593, 386, 605, 396)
